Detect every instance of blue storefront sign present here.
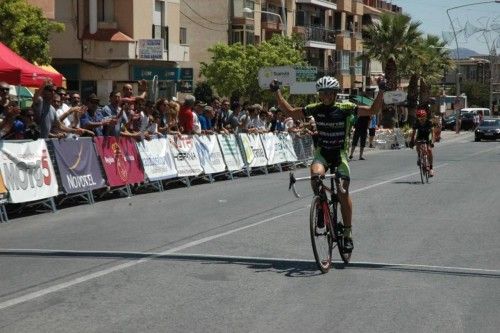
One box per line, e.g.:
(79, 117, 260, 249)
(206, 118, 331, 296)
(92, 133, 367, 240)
(178, 68, 194, 93)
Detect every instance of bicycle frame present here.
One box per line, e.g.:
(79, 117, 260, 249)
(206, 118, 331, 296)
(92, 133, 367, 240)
(416, 140, 430, 183)
(288, 171, 351, 270)
(416, 141, 430, 168)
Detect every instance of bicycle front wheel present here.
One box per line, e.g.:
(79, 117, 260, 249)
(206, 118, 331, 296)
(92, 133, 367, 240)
(310, 196, 333, 273)
(418, 155, 425, 184)
(335, 221, 352, 265)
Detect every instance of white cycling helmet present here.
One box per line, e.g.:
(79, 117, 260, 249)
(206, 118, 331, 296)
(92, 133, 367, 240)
(316, 76, 341, 92)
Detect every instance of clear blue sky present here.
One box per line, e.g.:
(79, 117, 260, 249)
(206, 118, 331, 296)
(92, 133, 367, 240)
(391, 0, 500, 55)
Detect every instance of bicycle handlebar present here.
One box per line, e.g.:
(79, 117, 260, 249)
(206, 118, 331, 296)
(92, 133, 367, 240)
(288, 172, 346, 198)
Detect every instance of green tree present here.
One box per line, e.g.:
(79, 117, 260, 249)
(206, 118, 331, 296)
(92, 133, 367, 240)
(399, 35, 453, 124)
(0, 0, 64, 64)
(418, 36, 453, 108)
(193, 81, 214, 103)
(200, 34, 306, 102)
(363, 13, 422, 128)
(461, 81, 489, 107)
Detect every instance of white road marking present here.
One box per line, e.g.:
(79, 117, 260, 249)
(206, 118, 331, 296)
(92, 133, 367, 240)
(0, 143, 497, 310)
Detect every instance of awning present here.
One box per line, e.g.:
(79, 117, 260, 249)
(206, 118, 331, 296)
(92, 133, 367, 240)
(35, 63, 67, 88)
(364, 5, 383, 17)
(0, 42, 63, 87)
(82, 27, 134, 42)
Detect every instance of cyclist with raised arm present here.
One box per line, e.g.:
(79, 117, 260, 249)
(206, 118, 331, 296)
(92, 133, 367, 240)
(410, 109, 435, 177)
(270, 76, 384, 252)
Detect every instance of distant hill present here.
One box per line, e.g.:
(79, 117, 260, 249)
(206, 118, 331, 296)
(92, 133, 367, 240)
(449, 47, 481, 59)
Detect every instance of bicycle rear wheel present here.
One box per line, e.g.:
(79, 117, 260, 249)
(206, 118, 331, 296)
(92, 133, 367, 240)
(422, 154, 429, 183)
(310, 196, 333, 273)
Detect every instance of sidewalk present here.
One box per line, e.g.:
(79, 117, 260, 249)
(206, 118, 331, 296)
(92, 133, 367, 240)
(438, 129, 474, 143)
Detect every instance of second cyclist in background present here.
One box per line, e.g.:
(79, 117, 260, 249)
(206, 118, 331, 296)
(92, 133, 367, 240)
(410, 109, 435, 177)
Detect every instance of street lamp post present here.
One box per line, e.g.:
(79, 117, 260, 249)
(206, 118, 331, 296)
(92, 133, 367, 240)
(243, 7, 285, 37)
(446, 0, 500, 131)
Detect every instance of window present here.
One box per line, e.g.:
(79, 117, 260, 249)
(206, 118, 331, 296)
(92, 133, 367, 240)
(180, 27, 187, 45)
(296, 11, 305, 26)
(152, 1, 168, 50)
(152, 25, 168, 51)
(339, 51, 350, 73)
(97, 0, 114, 22)
(353, 52, 362, 75)
(231, 25, 254, 45)
(233, 0, 254, 18)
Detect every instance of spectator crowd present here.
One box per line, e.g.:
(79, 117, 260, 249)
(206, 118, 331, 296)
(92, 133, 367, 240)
(0, 80, 318, 141)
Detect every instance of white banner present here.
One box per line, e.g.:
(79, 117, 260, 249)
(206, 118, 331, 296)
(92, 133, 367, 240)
(260, 133, 286, 165)
(217, 134, 244, 171)
(239, 133, 268, 167)
(258, 66, 296, 89)
(195, 135, 226, 174)
(167, 135, 203, 177)
(278, 133, 298, 162)
(0, 139, 59, 203)
(136, 138, 177, 181)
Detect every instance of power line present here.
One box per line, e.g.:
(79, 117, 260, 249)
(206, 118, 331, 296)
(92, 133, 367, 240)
(180, 11, 227, 32)
(181, 0, 228, 26)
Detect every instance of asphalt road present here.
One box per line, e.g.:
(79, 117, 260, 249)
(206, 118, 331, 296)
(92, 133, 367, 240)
(0, 131, 499, 333)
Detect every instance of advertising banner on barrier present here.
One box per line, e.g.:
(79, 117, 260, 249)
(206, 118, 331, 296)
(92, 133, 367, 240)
(217, 134, 244, 171)
(136, 138, 177, 181)
(0, 139, 59, 203)
(260, 133, 286, 165)
(94, 137, 145, 187)
(278, 133, 298, 162)
(238, 133, 268, 167)
(51, 139, 106, 194)
(168, 135, 203, 177)
(194, 135, 226, 174)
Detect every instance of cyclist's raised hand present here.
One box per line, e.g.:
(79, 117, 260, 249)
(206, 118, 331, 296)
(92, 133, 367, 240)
(269, 79, 281, 92)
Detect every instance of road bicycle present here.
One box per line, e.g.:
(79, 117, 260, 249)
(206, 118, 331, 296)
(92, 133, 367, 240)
(415, 140, 430, 184)
(289, 170, 351, 273)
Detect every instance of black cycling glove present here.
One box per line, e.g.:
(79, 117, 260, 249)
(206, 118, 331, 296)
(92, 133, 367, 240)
(378, 79, 387, 92)
(269, 80, 280, 92)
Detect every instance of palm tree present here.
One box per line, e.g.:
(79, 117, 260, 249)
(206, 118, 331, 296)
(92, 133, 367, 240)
(418, 35, 453, 108)
(400, 35, 454, 124)
(363, 13, 422, 128)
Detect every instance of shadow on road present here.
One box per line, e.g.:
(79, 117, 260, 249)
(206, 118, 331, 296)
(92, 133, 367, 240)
(1, 250, 499, 279)
(392, 181, 425, 185)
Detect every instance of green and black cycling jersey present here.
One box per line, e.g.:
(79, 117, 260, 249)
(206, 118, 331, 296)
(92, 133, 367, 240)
(303, 100, 357, 153)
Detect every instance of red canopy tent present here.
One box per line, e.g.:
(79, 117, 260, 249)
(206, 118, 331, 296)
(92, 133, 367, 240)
(0, 42, 63, 87)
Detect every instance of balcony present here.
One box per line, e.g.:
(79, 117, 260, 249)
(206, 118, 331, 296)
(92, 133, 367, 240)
(336, 0, 352, 13)
(295, 25, 336, 49)
(363, 0, 402, 13)
(353, 0, 364, 15)
(336, 30, 351, 50)
(337, 0, 365, 14)
(350, 31, 363, 52)
(261, 17, 284, 32)
(296, 0, 337, 10)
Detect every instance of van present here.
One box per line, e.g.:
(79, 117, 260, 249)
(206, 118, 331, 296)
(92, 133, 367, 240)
(460, 107, 491, 117)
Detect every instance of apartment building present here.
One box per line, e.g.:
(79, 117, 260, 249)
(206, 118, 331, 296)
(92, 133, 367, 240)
(180, 0, 403, 95)
(28, 0, 190, 101)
